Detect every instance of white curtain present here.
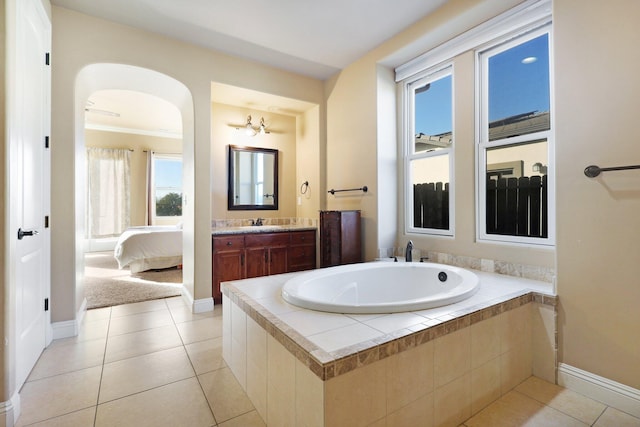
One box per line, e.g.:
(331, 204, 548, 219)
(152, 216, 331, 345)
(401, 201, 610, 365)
(87, 148, 131, 238)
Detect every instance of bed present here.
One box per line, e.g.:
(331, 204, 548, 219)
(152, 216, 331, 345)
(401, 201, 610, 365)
(114, 225, 183, 273)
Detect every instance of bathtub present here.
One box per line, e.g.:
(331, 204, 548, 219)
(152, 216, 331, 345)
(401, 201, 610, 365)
(281, 262, 479, 314)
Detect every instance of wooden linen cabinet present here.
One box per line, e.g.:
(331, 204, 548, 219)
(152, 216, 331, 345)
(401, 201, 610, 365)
(320, 210, 362, 267)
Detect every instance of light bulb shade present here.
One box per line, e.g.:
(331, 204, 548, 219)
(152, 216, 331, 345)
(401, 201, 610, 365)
(245, 115, 256, 136)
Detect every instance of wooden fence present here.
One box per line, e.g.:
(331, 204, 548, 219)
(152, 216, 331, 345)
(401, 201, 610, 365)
(486, 175, 547, 238)
(413, 182, 449, 230)
(413, 175, 547, 238)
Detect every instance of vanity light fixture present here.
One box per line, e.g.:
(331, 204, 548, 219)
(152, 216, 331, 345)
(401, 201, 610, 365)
(245, 115, 257, 136)
(243, 115, 270, 136)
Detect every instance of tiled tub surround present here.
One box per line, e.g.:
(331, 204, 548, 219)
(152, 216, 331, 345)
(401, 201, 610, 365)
(222, 267, 557, 426)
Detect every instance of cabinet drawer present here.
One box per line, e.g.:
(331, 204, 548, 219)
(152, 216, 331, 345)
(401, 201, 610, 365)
(290, 230, 316, 245)
(212, 235, 245, 251)
(245, 232, 289, 248)
(288, 245, 315, 265)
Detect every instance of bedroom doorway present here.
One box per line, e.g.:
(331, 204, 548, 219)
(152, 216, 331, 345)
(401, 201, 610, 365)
(83, 89, 184, 308)
(76, 65, 193, 310)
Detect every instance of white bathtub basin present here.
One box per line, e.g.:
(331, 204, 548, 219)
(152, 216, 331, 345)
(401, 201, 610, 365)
(282, 262, 479, 314)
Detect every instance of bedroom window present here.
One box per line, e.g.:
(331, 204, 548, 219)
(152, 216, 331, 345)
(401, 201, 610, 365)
(150, 153, 182, 223)
(404, 66, 454, 235)
(477, 26, 554, 246)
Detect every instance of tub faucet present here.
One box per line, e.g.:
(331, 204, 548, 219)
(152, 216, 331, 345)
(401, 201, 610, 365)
(405, 240, 413, 262)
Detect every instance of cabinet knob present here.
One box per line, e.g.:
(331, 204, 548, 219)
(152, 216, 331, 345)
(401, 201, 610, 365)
(226, 241, 232, 246)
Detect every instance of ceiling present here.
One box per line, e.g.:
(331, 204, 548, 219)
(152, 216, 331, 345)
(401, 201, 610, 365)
(52, 0, 447, 80)
(62, 0, 449, 136)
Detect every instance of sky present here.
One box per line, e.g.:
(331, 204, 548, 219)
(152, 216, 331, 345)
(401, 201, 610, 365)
(415, 33, 550, 136)
(154, 157, 182, 198)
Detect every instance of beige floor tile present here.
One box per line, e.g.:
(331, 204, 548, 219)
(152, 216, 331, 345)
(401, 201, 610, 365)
(95, 377, 214, 427)
(84, 306, 111, 321)
(515, 376, 606, 424)
(218, 410, 266, 427)
(110, 298, 169, 318)
(99, 346, 195, 403)
(27, 337, 106, 381)
(185, 337, 225, 375)
(199, 367, 255, 424)
(16, 407, 96, 427)
(169, 304, 215, 323)
(176, 316, 223, 344)
(107, 309, 174, 336)
(464, 390, 587, 427)
(594, 407, 640, 427)
(164, 295, 188, 307)
(104, 324, 182, 363)
(18, 366, 102, 426)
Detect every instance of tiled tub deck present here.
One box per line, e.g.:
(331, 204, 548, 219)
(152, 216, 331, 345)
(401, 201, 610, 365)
(222, 265, 557, 427)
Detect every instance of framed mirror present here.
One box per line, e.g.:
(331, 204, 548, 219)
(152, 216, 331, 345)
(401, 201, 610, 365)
(228, 145, 279, 210)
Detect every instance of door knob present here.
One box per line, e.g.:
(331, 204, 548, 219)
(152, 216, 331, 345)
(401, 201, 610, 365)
(18, 228, 38, 240)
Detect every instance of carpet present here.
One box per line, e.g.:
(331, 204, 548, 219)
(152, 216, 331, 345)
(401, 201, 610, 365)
(84, 251, 183, 309)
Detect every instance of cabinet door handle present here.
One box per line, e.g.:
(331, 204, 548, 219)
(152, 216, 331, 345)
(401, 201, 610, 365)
(241, 253, 244, 265)
(226, 241, 233, 246)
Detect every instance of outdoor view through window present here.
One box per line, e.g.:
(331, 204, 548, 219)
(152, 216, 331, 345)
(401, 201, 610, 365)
(153, 155, 183, 218)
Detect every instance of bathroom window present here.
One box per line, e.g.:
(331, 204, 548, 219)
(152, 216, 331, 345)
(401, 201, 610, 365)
(477, 26, 554, 245)
(404, 66, 454, 235)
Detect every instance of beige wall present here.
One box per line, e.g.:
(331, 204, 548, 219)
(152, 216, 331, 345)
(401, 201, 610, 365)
(296, 105, 324, 220)
(210, 103, 297, 220)
(51, 6, 324, 318)
(555, 0, 640, 388)
(85, 129, 182, 227)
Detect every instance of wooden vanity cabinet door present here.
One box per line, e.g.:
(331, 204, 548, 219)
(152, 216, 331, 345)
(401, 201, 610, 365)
(245, 233, 289, 277)
(212, 235, 245, 303)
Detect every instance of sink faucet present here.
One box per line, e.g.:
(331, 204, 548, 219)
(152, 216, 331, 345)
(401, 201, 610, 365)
(251, 218, 264, 226)
(405, 240, 413, 262)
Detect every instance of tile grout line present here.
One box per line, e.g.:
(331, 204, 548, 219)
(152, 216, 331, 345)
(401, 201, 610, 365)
(168, 298, 219, 426)
(93, 306, 113, 426)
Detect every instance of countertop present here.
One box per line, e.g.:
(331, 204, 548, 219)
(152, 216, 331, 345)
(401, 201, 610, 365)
(211, 225, 317, 236)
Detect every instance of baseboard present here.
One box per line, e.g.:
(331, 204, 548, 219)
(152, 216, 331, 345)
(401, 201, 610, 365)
(0, 390, 20, 427)
(192, 297, 214, 314)
(558, 363, 640, 418)
(51, 299, 87, 340)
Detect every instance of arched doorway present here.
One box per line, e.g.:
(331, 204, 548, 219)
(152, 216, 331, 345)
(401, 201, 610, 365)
(74, 64, 195, 311)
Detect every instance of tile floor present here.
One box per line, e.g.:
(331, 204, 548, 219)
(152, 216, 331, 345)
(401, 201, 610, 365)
(16, 296, 640, 427)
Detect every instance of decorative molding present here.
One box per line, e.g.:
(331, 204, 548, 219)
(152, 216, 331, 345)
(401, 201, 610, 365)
(558, 363, 640, 418)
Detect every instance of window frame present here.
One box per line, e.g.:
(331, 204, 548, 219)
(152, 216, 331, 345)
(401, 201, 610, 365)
(404, 64, 455, 237)
(475, 23, 555, 246)
(150, 152, 183, 224)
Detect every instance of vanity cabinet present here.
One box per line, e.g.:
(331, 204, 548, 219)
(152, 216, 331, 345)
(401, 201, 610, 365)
(288, 230, 317, 272)
(320, 210, 361, 267)
(244, 233, 289, 278)
(212, 229, 316, 303)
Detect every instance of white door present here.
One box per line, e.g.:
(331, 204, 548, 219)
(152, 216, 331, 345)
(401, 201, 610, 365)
(11, 0, 51, 389)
